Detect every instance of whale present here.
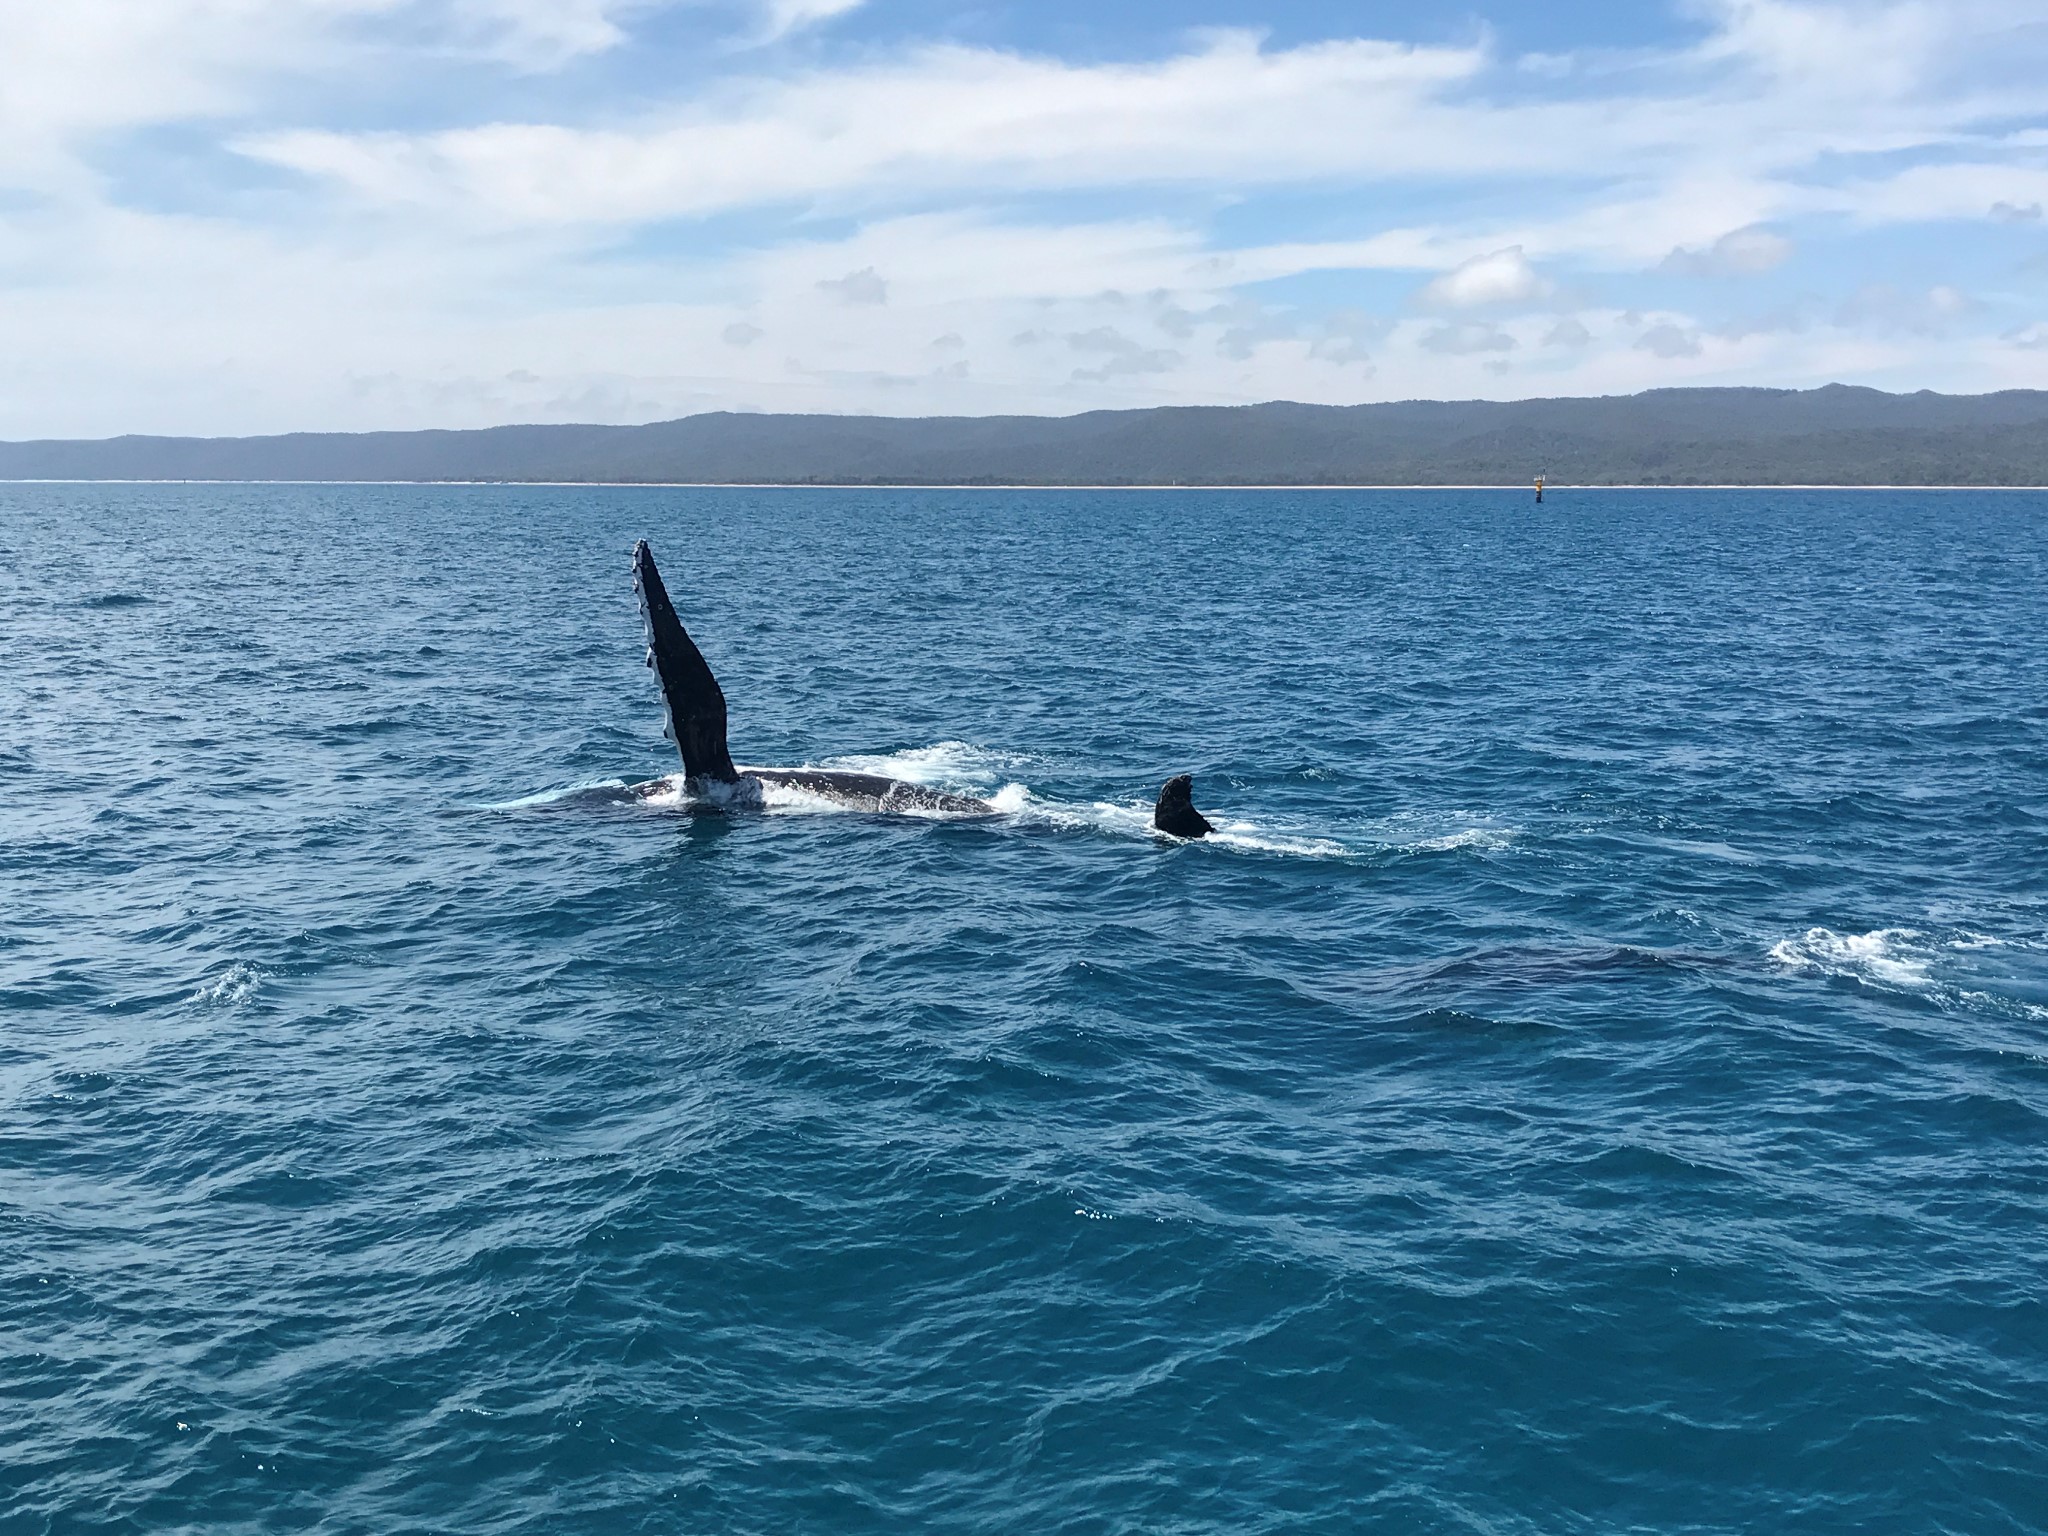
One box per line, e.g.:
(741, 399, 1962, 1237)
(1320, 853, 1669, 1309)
(629, 539, 1213, 834)
(1151, 774, 1214, 839)
(630, 541, 993, 815)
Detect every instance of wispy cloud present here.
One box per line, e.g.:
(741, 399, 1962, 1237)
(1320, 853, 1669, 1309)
(233, 5, 2048, 241)
(756, 0, 865, 43)
(452, 0, 658, 69)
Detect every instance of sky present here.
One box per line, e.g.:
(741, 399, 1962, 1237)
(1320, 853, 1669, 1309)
(3, 0, 2047, 437)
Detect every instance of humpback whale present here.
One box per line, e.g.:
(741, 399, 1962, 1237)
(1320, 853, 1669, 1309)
(632, 540, 994, 815)
(1151, 775, 1214, 839)
(630, 539, 1213, 833)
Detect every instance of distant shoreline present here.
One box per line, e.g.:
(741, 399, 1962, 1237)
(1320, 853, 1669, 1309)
(9, 388, 2048, 487)
(5, 479, 2048, 491)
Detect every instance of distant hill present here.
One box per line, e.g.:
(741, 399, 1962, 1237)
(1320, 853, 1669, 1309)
(5, 385, 2048, 485)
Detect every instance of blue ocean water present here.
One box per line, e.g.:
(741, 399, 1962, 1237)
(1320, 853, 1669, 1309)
(3, 483, 2046, 1534)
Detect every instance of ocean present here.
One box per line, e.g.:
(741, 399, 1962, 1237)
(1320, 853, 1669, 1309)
(4, 483, 2045, 1533)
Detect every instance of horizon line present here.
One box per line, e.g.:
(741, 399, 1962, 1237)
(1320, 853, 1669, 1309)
(7, 479, 2047, 492)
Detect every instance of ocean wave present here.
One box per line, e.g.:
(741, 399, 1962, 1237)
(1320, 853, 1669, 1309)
(1769, 926, 2048, 1021)
(1769, 926, 1940, 989)
(1403, 826, 1518, 854)
(188, 962, 265, 1007)
(16, 483, 2048, 1536)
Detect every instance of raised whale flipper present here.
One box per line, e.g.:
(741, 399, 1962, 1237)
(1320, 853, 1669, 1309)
(1153, 774, 1214, 838)
(633, 540, 740, 784)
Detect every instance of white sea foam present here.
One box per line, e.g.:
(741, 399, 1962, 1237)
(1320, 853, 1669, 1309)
(629, 774, 691, 808)
(1405, 826, 1518, 854)
(1770, 927, 1935, 989)
(1769, 926, 2048, 1021)
(1044, 785, 1477, 859)
(984, 785, 1363, 857)
(190, 962, 264, 1006)
(481, 778, 631, 810)
(815, 740, 1033, 788)
(750, 778, 856, 815)
(740, 769, 994, 820)
(986, 782, 1035, 815)
(1205, 820, 1355, 858)
(498, 744, 1519, 859)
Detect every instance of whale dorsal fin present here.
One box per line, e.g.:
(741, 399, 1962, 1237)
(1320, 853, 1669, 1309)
(1153, 774, 1213, 838)
(633, 541, 740, 784)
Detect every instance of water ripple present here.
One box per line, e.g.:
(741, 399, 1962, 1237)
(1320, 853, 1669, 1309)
(3, 484, 2045, 1533)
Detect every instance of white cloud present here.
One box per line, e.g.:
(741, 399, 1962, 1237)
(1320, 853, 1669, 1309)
(1820, 163, 2048, 225)
(0, 1, 362, 189)
(1661, 224, 1794, 276)
(757, 0, 865, 42)
(0, 0, 652, 189)
(1067, 327, 1182, 380)
(238, 33, 1506, 226)
(816, 266, 888, 305)
(1419, 322, 1516, 355)
(1417, 247, 1548, 309)
(2, 1, 2046, 434)
(230, 3, 2048, 247)
(1543, 317, 1592, 349)
(1636, 323, 1703, 358)
(1836, 282, 1977, 334)
(454, 0, 659, 69)
(0, 199, 1990, 435)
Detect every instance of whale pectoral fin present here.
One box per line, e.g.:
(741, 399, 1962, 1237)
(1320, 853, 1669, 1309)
(633, 541, 740, 784)
(1153, 774, 1214, 838)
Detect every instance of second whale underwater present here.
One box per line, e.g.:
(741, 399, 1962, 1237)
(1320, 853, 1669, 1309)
(628, 540, 1218, 838)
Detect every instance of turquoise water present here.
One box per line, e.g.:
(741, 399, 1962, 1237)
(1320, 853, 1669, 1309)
(4, 484, 2046, 1533)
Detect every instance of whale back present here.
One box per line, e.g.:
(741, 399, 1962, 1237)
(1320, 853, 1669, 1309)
(633, 541, 740, 784)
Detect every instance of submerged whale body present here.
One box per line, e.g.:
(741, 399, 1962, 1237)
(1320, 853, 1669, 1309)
(629, 539, 1212, 830)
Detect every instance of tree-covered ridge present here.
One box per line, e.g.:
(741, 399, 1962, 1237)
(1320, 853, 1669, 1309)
(6, 386, 2048, 486)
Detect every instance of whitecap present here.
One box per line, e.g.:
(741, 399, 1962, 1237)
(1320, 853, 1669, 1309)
(1404, 826, 1519, 854)
(630, 774, 692, 808)
(190, 962, 264, 1006)
(1204, 820, 1354, 858)
(1768, 926, 2048, 1023)
(990, 786, 1362, 857)
(815, 740, 1033, 789)
(494, 746, 1501, 859)
(1769, 927, 1935, 989)
(480, 777, 632, 811)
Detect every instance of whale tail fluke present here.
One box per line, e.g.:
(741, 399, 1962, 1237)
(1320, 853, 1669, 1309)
(633, 541, 740, 784)
(1153, 774, 1214, 838)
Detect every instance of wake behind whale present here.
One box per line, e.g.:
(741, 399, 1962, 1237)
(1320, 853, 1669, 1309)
(630, 540, 1215, 835)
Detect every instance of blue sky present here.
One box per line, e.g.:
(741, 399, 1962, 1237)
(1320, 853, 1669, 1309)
(3, 0, 2046, 435)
